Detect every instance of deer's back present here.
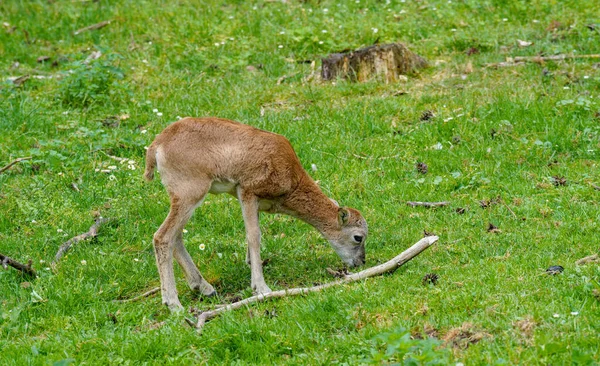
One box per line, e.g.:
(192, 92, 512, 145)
(152, 117, 305, 198)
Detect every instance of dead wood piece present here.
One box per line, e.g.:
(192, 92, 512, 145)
(576, 254, 599, 265)
(0, 156, 32, 174)
(321, 43, 428, 83)
(74, 20, 111, 35)
(115, 287, 160, 303)
(0, 253, 37, 277)
(407, 201, 449, 208)
(53, 217, 110, 265)
(189, 236, 439, 332)
(513, 54, 600, 63)
(487, 54, 600, 68)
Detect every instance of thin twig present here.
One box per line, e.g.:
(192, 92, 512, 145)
(575, 254, 599, 265)
(0, 156, 32, 174)
(0, 253, 37, 277)
(513, 54, 600, 63)
(499, 199, 518, 218)
(352, 153, 402, 160)
(114, 287, 160, 303)
(53, 217, 110, 266)
(74, 20, 111, 35)
(276, 72, 300, 85)
(592, 184, 600, 191)
(486, 54, 600, 68)
(189, 236, 439, 333)
(406, 201, 449, 208)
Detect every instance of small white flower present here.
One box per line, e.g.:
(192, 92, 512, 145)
(142, 59, 148, 64)
(503, 18, 508, 22)
(319, 41, 324, 45)
(109, 175, 116, 181)
(532, 19, 539, 23)
(583, 75, 589, 79)
(183, 229, 188, 233)
(141, 129, 148, 134)
(214, 42, 220, 46)
(95, 169, 100, 172)
(278, 45, 283, 48)
(108, 165, 117, 170)
(31, 219, 37, 223)
(148, 41, 152, 45)
(228, 15, 234, 19)
(280, 31, 285, 35)
(39, 259, 45, 264)
(217, 253, 223, 258)
(128, 164, 136, 170)
(253, 6, 257, 10)
(311, 164, 317, 171)
(57, 229, 63, 233)
(553, 313, 560, 318)
(45, 267, 51, 271)
(563, 86, 570, 90)
(58, 172, 63, 176)
(323, 8, 329, 13)
(199, 244, 206, 250)
(571, 311, 579, 316)
(372, 28, 379, 33)
(81, 260, 87, 265)
(157, 112, 163, 117)
(62, 111, 69, 115)
(322, 30, 327, 33)
(133, 258, 140, 262)
(229, 37, 234, 41)
(152, 108, 158, 113)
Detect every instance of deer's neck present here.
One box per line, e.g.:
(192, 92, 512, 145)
(280, 175, 339, 235)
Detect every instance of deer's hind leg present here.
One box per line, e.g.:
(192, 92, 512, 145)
(174, 230, 215, 297)
(153, 181, 211, 311)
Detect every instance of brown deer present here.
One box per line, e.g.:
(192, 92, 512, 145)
(144, 117, 368, 311)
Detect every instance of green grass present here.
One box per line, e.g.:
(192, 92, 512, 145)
(1, 0, 600, 364)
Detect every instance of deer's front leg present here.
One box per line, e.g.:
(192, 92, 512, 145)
(238, 188, 271, 294)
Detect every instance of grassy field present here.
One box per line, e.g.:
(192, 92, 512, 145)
(1, 0, 600, 364)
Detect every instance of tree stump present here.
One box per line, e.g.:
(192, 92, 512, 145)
(321, 43, 428, 83)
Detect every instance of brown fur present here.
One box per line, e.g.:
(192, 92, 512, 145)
(145, 117, 368, 311)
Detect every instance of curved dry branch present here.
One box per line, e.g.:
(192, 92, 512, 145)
(0, 156, 32, 174)
(53, 217, 110, 266)
(406, 201, 449, 208)
(190, 236, 439, 333)
(115, 287, 161, 303)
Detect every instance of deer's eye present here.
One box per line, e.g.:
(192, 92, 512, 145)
(353, 235, 363, 243)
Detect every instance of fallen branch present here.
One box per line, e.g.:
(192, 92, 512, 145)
(189, 235, 439, 333)
(0, 253, 37, 277)
(487, 54, 600, 67)
(115, 287, 160, 303)
(74, 20, 111, 35)
(576, 254, 599, 265)
(0, 156, 32, 174)
(407, 201, 449, 208)
(53, 217, 110, 265)
(513, 54, 600, 63)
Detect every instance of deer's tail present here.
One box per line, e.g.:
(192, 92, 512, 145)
(144, 142, 158, 181)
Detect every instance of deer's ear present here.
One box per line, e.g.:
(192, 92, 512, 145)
(338, 207, 350, 226)
(329, 198, 340, 207)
